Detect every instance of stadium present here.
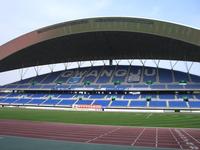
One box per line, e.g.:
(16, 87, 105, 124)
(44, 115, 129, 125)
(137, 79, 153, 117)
(0, 17, 200, 150)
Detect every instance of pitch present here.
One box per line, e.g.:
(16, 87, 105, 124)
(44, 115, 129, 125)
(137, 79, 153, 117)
(0, 108, 200, 128)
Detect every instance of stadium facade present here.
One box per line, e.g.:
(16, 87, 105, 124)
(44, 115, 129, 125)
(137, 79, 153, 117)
(0, 17, 200, 112)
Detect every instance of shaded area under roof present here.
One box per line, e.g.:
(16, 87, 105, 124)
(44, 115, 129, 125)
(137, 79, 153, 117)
(0, 17, 200, 72)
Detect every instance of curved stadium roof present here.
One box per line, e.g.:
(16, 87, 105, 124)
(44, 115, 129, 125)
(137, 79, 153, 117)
(0, 17, 200, 72)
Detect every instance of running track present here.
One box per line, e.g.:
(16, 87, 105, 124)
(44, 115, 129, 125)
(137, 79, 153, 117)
(0, 120, 200, 150)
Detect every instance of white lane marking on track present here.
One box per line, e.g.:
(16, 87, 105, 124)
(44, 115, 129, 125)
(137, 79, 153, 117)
(86, 127, 121, 143)
(155, 128, 158, 148)
(169, 128, 184, 150)
(175, 129, 199, 150)
(131, 128, 146, 146)
(146, 113, 152, 119)
(181, 129, 200, 144)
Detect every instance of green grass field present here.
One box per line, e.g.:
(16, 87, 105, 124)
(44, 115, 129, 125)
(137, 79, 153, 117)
(0, 107, 200, 128)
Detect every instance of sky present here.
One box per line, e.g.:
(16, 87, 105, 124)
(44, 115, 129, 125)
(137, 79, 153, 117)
(0, 0, 200, 85)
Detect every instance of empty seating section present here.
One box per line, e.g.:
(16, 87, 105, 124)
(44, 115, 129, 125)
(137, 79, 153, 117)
(141, 94, 157, 99)
(42, 99, 61, 105)
(110, 100, 129, 107)
(177, 94, 193, 99)
(2, 66, 200, 92)
(82, 67, 102, 83)
(123, 94, 140, 99)
(0, 98, 18, 104)
(57, 100, 76, 106)
(74, 94, 90, 98)
(190, 74, 200, 83)
(185, 84, 200, 89)
(127, 67, 141, 83)
(168, 101, 187, 108)
(28, 99, 46, 105)
(143, 68, 157, 83)
(159, 94, 175, 99)
(89, 94, 106, 99)
(159, 69, 173, 83)
(106, 94, 122, 99)
(93, 100, 110, 107)
(31, 74, 48, 84)
(31, 94, 46, 98)
(13, 99, 31, 104)
(149, 101, 166, 107)
(96, 66, 114, 83)
(188, 101, 200, 108)
(130, 101, 147, 107)
(41, 72, 61, 84)
(112, 66, 127, 83)
(59, 94, 74, 98)
(174, 71, 189, 82)
(101, 85, 115, 89)
(150, 84, 166, 89)
(1, 92, 200, 108)
(195, 94, 200, 99)
(75, 100, 93, 105)
(167, 85, 184, 89)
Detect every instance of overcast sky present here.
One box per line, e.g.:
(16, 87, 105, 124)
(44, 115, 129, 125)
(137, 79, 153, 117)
(0, 0, 200, 85)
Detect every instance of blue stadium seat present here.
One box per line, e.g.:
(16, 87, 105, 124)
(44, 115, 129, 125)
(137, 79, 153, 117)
(75, 100, 93, 105)
(112, 66, 128, 83)
(167, 84, 184, 89)
(123, 94, 140, 99)
(82, 67, 102, 83)
(28, 99, 46, 105)
(150, 84, 166, 89)
(190, 74, 200, 83)
(168, 101, 187, 108)
(110, 100, 129, 107)
(143, 68, 157, 83)
(133, 84, 149, 88)
(59, 94, 74, 98)
(141, 94, 157, 99)
(93, 100, 110, 107)
(42, 99, 61, 105)
(17, 85, 30, 89)
(188, 101, 200, 108)
(57, 100, 76, 106)
(106, 94, 122, 99)
(42, 85, 56, 89)
(129, 101, 147, 107)
(41, 72, 61, 84)
(159, 69, 173, 83)
(31, 94, 46, 98)
(13, 98, 32, 104)
(174, 71, 189, 82)
(127, 66, 141, 83)
(177, 94, 193, 99)
(185, 84, 200, 89)
(90, 95, 106, 99)
(0, 98, 18, 104)
(149, 101, 166, 107)
(159, 94, 175, 99)
(96, 66, 114, 83)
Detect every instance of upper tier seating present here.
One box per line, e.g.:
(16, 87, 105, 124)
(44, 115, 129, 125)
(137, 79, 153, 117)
(4, 65, 200, 91)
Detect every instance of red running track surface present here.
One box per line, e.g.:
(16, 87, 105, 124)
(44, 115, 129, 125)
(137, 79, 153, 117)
(0, 120, 200, 150)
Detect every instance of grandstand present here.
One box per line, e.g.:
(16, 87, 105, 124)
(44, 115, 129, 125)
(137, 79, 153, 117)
(0, 17, 200, 112)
